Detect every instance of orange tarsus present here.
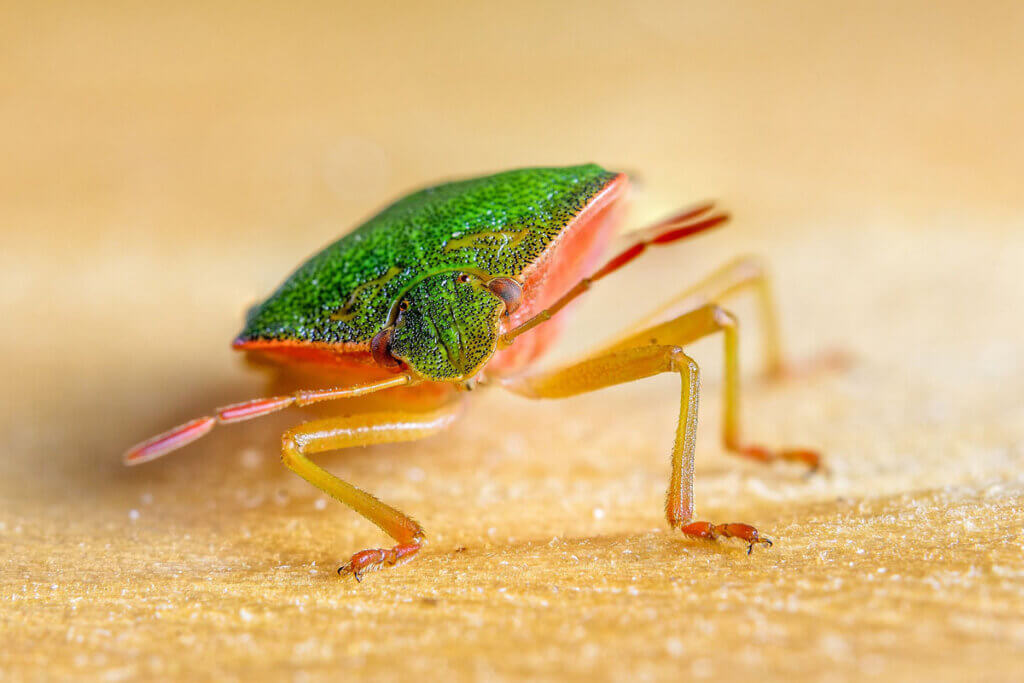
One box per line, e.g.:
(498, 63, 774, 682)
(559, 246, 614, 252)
(770, 348, 855, 381)
(781, 449, 822, 471)
(339, 542, 423, 581)
(679, 521, 772, 555)
(731, 443, 822, 472)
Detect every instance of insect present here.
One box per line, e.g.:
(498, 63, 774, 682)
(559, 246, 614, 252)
(125, 164, 820, 580)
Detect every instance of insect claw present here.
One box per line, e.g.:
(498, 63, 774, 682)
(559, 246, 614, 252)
(339, 563, 362, 581)
(681, 521, 773, 555)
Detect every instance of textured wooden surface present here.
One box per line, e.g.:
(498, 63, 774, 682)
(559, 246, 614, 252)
(3, 2, 1024, 681)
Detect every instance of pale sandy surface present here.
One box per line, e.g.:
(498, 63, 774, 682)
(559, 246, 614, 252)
(3, 2, 1024, 681)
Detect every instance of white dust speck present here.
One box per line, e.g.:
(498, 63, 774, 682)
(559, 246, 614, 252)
(240, 448, 262, 469)
(691, 658, 713, 678)
(129, 509, 140, 522)
(239, 608, 254, 622)
(746, 476, 787, 501)
(313, 498, 328, 511)
(592, 507, 606, 520)
(818, 633, 850, 661)
(860, 655, 886, 675)
(665, 637, 685, 657)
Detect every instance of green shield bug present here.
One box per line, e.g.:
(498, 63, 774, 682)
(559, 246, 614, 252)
(125, 164, 819, 580)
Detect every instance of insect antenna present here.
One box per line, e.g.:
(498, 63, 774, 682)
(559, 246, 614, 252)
(123, 374, 414, 465)
(625, 201, 718, 242)
(501, 203, 729, 345)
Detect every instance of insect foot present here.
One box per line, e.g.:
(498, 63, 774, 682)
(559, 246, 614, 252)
(338, 542, 422, 582)
(732, 444, 824, 474)
(765, 348, 854, 383)
(679, 521, 773, 555)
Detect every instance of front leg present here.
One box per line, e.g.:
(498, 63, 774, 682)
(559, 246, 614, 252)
(607, 303, 821, 472)
(280, 402, 463, 580)
(503, 305, 777, 552)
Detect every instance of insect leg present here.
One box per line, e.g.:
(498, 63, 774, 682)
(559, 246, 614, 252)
(280, 400, 464, 581)
(503, 250, 822, 471)
(603, 302, 820, 471)
(596, 255, 783, 377)
(504, 303, 810, 552)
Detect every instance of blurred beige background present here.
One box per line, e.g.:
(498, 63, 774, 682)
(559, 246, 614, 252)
(3, 2, 1024, 681)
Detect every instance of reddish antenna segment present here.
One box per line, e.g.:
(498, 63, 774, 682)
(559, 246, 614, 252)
(123, 374, 413, 465)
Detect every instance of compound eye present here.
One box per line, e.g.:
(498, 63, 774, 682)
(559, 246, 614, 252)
(398, 300, 410, 312)
(370, 327, 401, 369)
(486, 277, 523, 315)
(456, 273, 471, 284)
